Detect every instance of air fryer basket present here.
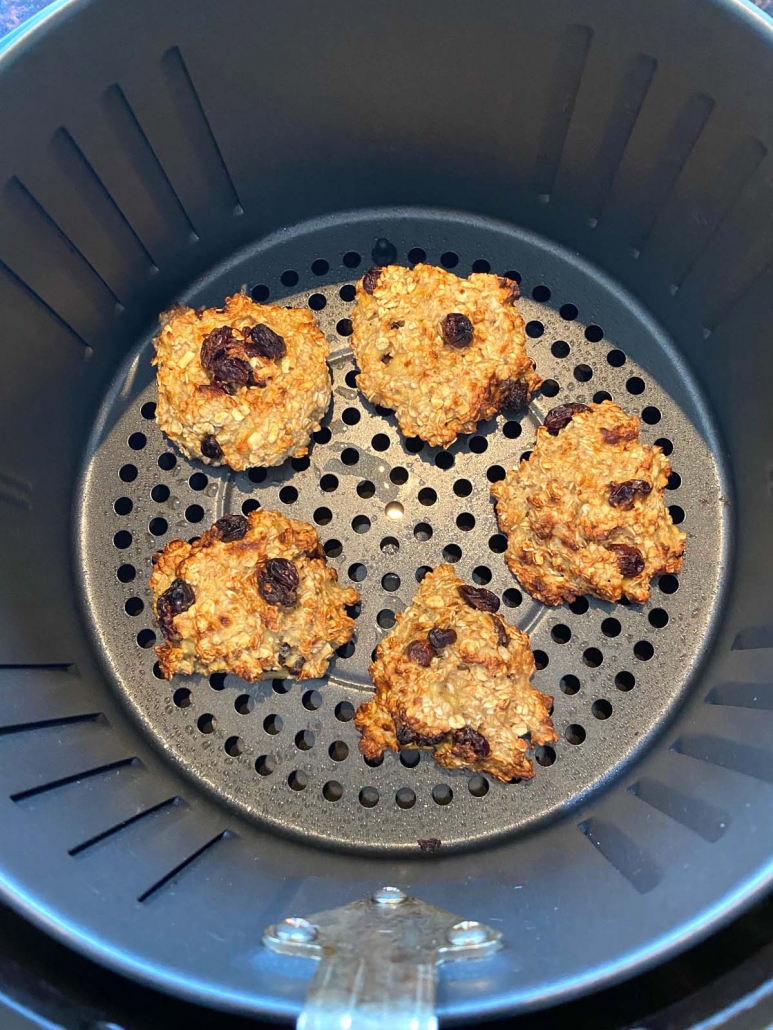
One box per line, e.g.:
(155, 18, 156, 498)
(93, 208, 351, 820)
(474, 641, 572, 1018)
(1, 0, 772, 1023)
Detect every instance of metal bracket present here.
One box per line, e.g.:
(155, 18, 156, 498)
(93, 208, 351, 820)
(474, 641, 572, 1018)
(263, 886, 502, 1030)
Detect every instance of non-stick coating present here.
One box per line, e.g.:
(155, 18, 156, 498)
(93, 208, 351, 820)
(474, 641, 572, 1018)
(0, 0, 772, 1023)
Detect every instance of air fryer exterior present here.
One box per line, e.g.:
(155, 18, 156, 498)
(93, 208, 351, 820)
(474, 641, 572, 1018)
(0, 0, 771, 1024)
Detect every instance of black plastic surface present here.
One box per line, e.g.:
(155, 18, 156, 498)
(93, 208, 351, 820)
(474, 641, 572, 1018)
(0, 0, 772, 1023)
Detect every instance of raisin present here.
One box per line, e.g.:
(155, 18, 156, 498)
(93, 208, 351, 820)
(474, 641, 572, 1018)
(441, 312, 474, 348)
(245, 323, 286, 361)
(362, 267, 382, 294)
(544, 402, 590, 434)
(608, 479, 652, 510)
(499, 377, 529, 411)
(600, 422, 638, 445)
(215, 513, 249, 541)
(212, 353, 253, 390)
(452, 726, 491, 758)
(418, 838, 442, 854)
(395, 721, 445, 747)
(200, 326, 235, 373)
(607, 543, 645, 577)
(498, 277, 521, 303)
(201, 434, 224, 461)
(389, 319, 405, 329)
(405, 639, 436, 666)
(381, 354, 393, 364)
(458, 584, 500, 612)
(257, 557, 299, 607)
(491, 615, 509, 647)
(427, 627, 457, 650)
(156, 578, 195, 640)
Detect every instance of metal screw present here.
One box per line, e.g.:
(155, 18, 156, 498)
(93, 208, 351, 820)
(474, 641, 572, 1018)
(372, 885, 407, 905)
(275, 917, 318, 943)
(447, 920, 491, 947)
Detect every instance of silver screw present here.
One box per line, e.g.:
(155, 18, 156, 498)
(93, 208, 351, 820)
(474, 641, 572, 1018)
(372, 885, 407, 905)
(275, 917, 318, 943)
(447, 920, 491, 947)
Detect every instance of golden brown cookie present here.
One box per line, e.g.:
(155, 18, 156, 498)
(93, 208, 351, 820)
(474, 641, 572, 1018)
(491, 400, 685, 605)
(150, 509, 359, 681)
(152, 293, 331, 471)
(349, 264, 541, 447)
(354, 565, 556, 782)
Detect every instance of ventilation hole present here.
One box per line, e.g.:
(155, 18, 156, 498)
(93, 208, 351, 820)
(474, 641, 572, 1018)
(472, 566, 491, 585)
(308, 293, 327, 311)
(359, 786, 379, 807)
(659, 574, 679, 594)
(536, 745, 556, 767)
(605, 349, 625, 368)
(551, 623, 571, 644)
(346, 601, 361, 620)
(583, 647, 603, 668)
(584, 325, 604, 342)
(173, 687, 192, 708)
(561, 674, 580, 695)
(188, 472, 207, 492)
(418, 487, 437, 506)
(593, 390, 612, 404)
(325, 539, 343, 558)
(526, 320, 544, 338)
(343, 251, 361, 268)
(540, 379, 560, 397)
(339, 284, 356, 302)
(120, 463, 138, 482)
(352, 484, 374, 504)
(344, 370, 360, 390)
(225, 735, 245, 757)
(128, 432, 147, 450)
(349, 562, 367, 582)
(565, 724, 586, 744)
(615, 671, 635, 691)
(440, 251, 459, 268)
(503, 420, 522, 439)
(640, 405, 661, 425)
(405, 436, 424, 454)
(468, 775, 489, 797)
(251, 284, 270, 301)
(248, 466, 267, 483)
(329, 740, 349, 762)
(197, 713, 216, 734)
(400, 749, 421, 768)
(569, 596, 589, 615)
(443, 543, 462, 563)
(273, 678, 290, 694)
(341, 406, 360, 426)
(147, 516, 168, 537)
(655, 437, 674, 456)
(337, 318, 353, 337)
(377, 609, 396, 629)
(453, 478, 473, 498)
(385, 470, 408, 492)
(574, 363, 593, 382)
(151, 484, 171, 504)
(559, 303, 578, 320)
(590, 700, 612, 722)
(117, 563, 136, 583)
(295, 729, 315, 751)
(124, 597, 144, 617)
(314, 506, 332, 526)
(349, 514, 369, 535)
(414, 522, 433, 542)
(185, 504, 204, 524)
(320, 474, 339, 492)
(341, 447, 359, 466)
(601, 617, 621, 638)
(551, 340, 570, 359)
(336, 640, 356, 659)
(114, 530, 132, 549)
(532, 284, 551, 303)
(487, 465, 506, 483)
(520, 450, 533, 463)
(141, 400, 156, 420)
(503, 269, 522, 283)
(382, 572, 400, 591)
(323, 780, 343, 802)
(396, 787, 417, 809)
(503, 588, 522, 608)
(242, 498, 260, 515)
(235, 694, 254, 715)
(336, 701, 355, 722)
(648, 608, 669, 629)
(380, 536, 399, 554)
(667, 472, 682, 491)
(488, 533, 507, 554)
(472, 258, 491, 273)
(280, 269, 299, 287)
(534, 650, 549, 670)
(634, 640, 654, 661)
(303, 690, 322, 711)
(372, 433, 390, 452)
(310, 258, 329, 276)
(432, 784, 453, 805)
(456, 512, 475, 531)
(626, 376, 645, 395)
(263, 713, 283, 735)
(288, 770, 308, 791)
(469, 435, 488, 454)
(255, 755, 275, 776)
(405, 247, 425, 265)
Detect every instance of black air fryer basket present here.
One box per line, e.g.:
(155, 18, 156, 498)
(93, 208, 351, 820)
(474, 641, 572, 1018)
(1, 0, 773, 1025)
